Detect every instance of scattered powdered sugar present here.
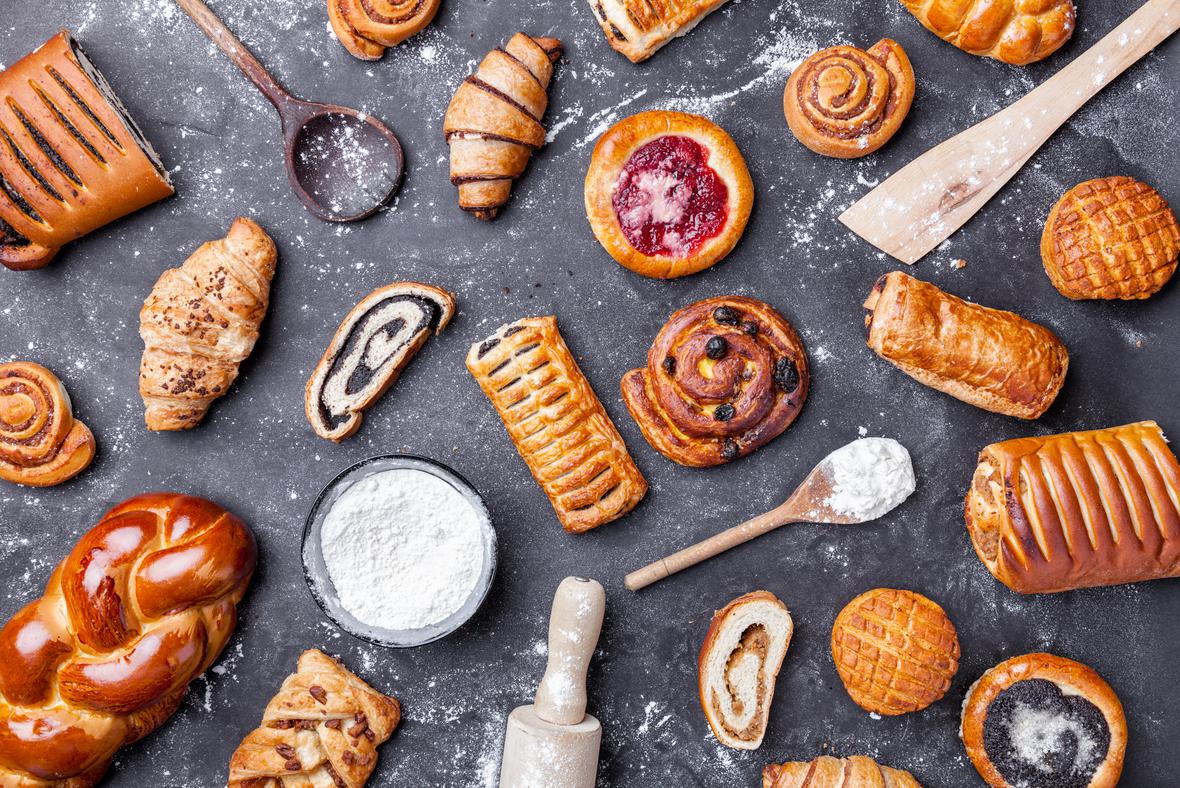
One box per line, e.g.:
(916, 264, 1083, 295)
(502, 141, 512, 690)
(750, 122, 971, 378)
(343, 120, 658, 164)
(320, 468, 486, 630)
(822, 437, 916, 521)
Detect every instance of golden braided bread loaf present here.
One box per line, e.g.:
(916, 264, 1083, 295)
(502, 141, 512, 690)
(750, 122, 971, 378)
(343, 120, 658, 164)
(1041, 176, 1180, 300)
(763, 756, 923, 787)
(138, 218, 277, 431)
(228, 649, 400, 788)
(0, 493, 256, 786)
(0, 362, 95, 487)
(831, 588, 960, 716)
(900, 0, 1076, 65)
(966, 421, 1180, 594)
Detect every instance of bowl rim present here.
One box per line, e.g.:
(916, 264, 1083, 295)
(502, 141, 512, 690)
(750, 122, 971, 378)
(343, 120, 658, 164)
(301, 453, 498, 648)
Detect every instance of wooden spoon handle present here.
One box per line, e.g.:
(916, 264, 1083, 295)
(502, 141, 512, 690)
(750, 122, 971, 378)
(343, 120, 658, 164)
(624, 506, 797, 591)
(174, 0, 291, 110)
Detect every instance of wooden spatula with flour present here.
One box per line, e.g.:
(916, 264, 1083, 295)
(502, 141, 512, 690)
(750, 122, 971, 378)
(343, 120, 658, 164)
(839, 0, 1180, 264)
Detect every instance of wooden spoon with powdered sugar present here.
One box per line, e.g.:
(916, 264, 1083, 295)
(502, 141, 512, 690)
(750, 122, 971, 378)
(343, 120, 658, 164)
(624, 438, 914, 591)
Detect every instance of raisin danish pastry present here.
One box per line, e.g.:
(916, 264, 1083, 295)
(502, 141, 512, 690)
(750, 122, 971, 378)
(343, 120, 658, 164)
(901, 0, 1076, 65)
(831, 588, 959, 716)
(763, 756, 923, 788)
(588, 0, 731, 62)
(443, 34, 562, 220)
(698, 591, 792, 750)
(306, 283, 455, 442)
(1041, 176, 1179, 300)
(228, 649, 400, 787)
(0, 32, 172, 271)
(466, 316, 647, 533)
(0, 493, 256, 786)
(585, 111, 753, 279)
(784, 39, 915, 159)
(966, 421, 1180, 594)
(961, 653, 1126, 788)
(622, 297, 808, 467)
(0, 362, 95, 487)
(139, 218, 277, 431)
(864, 272, 1067, 419)
(328, 0, 440, 61)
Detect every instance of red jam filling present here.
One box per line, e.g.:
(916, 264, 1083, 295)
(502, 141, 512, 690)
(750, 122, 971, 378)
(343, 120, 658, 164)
(611, 135, 729, 258)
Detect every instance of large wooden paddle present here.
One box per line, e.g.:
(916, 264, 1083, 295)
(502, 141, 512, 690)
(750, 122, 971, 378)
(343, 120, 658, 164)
(839, 0, 1180, 264)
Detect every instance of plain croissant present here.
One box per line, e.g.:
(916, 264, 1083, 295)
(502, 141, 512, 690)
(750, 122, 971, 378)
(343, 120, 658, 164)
(443, 33, 562, 220)
(138, 218, 277, 430)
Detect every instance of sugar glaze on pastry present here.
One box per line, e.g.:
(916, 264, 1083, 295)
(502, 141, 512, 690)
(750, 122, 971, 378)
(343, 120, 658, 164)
(306, 283, 455, 442)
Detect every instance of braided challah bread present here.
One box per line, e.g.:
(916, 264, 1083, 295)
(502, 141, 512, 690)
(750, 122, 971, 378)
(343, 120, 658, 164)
(900, 0, 1075, 65)
(0, 493, 257, 786)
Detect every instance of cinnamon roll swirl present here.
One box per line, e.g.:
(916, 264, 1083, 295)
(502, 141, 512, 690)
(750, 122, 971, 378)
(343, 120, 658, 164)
(0, 362, 95, 487)
(306, 283, 455, 442)
(621, 297, 809, 467)
(328, 0, 441, 61)
(784, 39, 915, 159)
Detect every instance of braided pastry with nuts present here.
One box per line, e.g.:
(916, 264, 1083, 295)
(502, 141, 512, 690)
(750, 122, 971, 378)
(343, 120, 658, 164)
(0, 493, 256, 786)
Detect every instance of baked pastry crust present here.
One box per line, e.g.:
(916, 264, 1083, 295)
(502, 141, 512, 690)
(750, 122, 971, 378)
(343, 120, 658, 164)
(587, 0, 730, 62)
(0, 362, 95, 487)
(965, 420, 1180, 594)
(961, 653, 1126, 788)
(466, 316, 647, 533)
(443, 34, 562, 221)
(763, 755, 923, 788)
(0, 32, 172, 270)
(1041, 176, 1180, 300)
(305, 282, 455, 442)
(864, 272, 1068, 419)
(622, 296, 808, 467)
(228, 649, 400, 788)
(698, 591, 792, 751)
(585, 111, 753, 279)
(328, 0, 440, 60)
(784, 39, 915, 159)
(831, 588, 959, 716)
(901, 0, 1075, 65)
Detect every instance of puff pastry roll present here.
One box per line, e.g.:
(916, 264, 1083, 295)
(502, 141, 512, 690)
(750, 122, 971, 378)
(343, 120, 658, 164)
(466, 317, 647, 533)
(764, 756, 923, 788)
(965, 421, 1180, 594)
(901, 0, 1075, 65)
(864, 272, 1067, 419)
(588, 0, 731, 62)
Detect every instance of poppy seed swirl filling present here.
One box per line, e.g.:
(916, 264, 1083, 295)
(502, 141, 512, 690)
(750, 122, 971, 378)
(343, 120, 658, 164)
(982, 679, 1111, 788)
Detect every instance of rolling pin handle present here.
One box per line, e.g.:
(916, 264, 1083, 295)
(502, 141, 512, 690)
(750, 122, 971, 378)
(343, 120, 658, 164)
(533, 577, 605, 727)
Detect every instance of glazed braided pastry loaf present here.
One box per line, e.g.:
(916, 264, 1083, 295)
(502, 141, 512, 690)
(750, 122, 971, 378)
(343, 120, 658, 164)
(0, 493, 257, 786)
(900, 0, 1075, 65)
(966, 421, 1180, 594)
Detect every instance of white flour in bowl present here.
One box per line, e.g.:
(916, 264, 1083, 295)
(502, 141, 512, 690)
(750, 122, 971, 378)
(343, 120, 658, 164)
(822, 437, 916, 520)
(320, 468, 486, 630)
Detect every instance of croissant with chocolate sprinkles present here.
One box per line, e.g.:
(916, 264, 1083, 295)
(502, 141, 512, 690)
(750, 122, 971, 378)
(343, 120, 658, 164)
(443, 33, 563, 220)
(228, 649, 400, 788)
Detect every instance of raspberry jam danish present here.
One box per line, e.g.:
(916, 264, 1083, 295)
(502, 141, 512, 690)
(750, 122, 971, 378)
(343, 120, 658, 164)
(621, 297, 809, 467)
(584, 111, 753, 279)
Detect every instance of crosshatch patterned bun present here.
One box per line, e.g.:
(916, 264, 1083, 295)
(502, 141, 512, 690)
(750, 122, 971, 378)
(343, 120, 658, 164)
(1040, 176, 1180, 300)
(901, 0, 1076, 65)
(965, 421, 1180, 594)
(961, 653, 1126, 788)
(784, 39, 916, 159)
(466, 316, 648, 533)
(621, 296, 808, 467)
(0, 362, 96, 487)
(584, 111, 753, 279)
(830, 588, 960, 716)
(0, 493, 256, 786)
(763, 755, 924, 788)
(327, 0, 441, 60)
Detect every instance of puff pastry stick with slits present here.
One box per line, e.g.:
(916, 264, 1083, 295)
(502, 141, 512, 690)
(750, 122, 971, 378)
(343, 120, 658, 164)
(589, 0, 731, 62)
(466, 316, 647, 533)
(443, 34, 562, 220)
(965, 421, 1180, 594)
(228, 649, 400, 788)
(763, 755, 924, 788)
